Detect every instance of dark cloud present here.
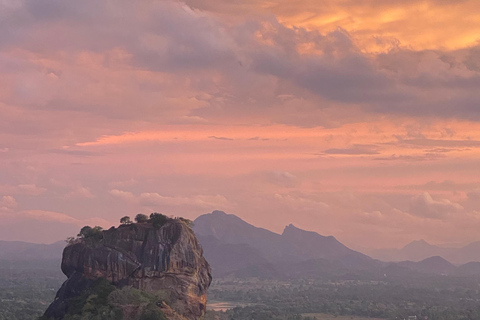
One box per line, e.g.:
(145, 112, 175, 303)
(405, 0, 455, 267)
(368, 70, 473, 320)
(397, 138, 480, 147)
(373, 153, 446, 162)
(208, 136, 234, 140)
(372, 47, 480, 120)
(3, 0, 480, 248)
(25, 0, 102, 22)
(425, 148, 466, 153)
(1, 0, 236, 71)
(2, 0, 480, 125)
(322, 144, 382, 155)
(248, 25, 404, 105)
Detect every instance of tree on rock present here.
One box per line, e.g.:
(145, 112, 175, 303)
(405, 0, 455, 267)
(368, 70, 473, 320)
(78, 226, 103, 240)
(78, 226, 93, 239)
(135, 213, 149, 223)
(149, 212, 168, 228)
(120, 216, 132, 225)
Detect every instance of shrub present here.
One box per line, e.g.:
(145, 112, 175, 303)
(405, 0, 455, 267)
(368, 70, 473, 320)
(77, 226, 103, 240)
(153, 289, 172, 305)
(65, 278, 119, 318)
(139, 303, 167, 320)
(149, 213, 168, 228)
(120, 216, 132, 225)
(108, 287, 150, 305)
(135, 213, 149, 223)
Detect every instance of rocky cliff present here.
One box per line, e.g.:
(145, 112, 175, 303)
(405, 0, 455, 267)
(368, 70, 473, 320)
(44, 218, 212, 320)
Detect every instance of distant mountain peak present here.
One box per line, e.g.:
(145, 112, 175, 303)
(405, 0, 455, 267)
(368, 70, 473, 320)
(403, 239, 434, 250)
(283, 223, 309, 233)
(282, 224, 335, 240)
(211, 210, 227, 216)
(416, 255, 456, 272)
(194, 211, 369, 265)
(421, 255, 450, 263)
(283, 223, 300, 232)
(414, 239, 428, 244)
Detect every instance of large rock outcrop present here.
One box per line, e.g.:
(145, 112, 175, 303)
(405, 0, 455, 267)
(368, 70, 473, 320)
(44, 219, 212, 320)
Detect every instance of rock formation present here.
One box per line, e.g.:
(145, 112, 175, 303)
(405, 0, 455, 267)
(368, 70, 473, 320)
(44, 218, 212, 320)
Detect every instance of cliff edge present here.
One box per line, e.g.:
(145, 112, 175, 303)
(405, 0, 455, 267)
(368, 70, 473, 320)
(44, 217, 212, 320)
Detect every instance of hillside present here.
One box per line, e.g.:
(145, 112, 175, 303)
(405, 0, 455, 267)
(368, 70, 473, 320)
(193, 211, 377, 278)
(0, 240, 64, 261)
(369, 239, 480, 265)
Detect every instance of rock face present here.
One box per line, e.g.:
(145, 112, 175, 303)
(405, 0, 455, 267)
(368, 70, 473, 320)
(44, 219, 212, 320)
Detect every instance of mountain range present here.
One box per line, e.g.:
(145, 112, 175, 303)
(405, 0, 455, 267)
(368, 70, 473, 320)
(193, 211, 480, 279)
(0, 239, 64, 261)
(194, 211, 369, 261)
(2, 211, 480, 280)
(193, 211, 376, 277)
(368, 239, 480, 265)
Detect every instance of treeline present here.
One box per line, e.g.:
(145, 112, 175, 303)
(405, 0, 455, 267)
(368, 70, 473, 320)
(39, 278, 169, 320)
(208, 278, 480, 320)
(206, 303, 480, 320)
(0, 260, 64, 320)
(67, 213, 193, 245)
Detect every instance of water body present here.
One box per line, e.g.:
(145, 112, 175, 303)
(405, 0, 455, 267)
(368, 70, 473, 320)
(207, 301, 255, 311)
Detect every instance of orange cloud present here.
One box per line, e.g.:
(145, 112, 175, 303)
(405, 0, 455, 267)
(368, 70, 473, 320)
(2, 0, 480, 248)
(189, 0, 480, 52)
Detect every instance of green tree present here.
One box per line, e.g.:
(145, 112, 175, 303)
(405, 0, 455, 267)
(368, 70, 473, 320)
(139, 303, 167, 320)
(78, 226, 93, 238)
(149, 213, 168, 228)
(77, 226, 103, 240)
(135, 213, 149, 223)
(120, 216, 132, 225)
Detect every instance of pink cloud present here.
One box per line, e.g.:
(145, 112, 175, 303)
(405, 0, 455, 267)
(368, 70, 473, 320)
(1, 0, 480, 248)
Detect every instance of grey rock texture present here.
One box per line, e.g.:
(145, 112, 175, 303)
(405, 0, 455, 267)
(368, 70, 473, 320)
(45, 219, 211, 320)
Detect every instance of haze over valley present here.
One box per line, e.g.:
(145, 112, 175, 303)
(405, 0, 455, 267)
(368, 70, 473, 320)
(2, 0, 480, 252)
(3, 211, 480, 319)
(2, 0, 480, 319)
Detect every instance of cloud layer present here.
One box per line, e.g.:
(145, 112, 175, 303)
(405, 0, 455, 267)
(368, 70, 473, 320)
(1, 0, 480, 248)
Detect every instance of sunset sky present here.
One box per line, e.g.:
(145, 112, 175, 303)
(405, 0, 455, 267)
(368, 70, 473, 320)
(1, 0, 480, 250)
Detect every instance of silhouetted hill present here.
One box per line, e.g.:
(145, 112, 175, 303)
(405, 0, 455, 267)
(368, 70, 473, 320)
(456, 261, 480, 276)
(193, 211, 480, 280)
(196, 235, 276, 278)
(447, 241, 480, 264)
(282, 224, 356, 259)
(0, 240, 64, 261)
(194, 210, 297, 262)
(194, 210, 378, 278)
(370, 239, 447, 262)
(370, 239, 480, 265)
(397, 256, 456, 275)
(402, 240, 447, 260)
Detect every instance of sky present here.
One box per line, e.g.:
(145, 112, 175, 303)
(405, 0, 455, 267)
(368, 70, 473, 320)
(1, 0, 480, 250)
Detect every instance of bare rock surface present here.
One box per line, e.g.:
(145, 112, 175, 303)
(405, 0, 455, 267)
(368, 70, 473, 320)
(44, 219, 211, 320)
